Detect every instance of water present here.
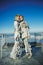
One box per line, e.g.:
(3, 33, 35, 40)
(0, 33, 43, 44)
(0, 34, 14, 44)
(0, 33, 43, 65)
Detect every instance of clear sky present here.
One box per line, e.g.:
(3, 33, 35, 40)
(0, 0, 43, 33)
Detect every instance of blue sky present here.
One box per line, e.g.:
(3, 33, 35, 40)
(0, 0, 43, 33)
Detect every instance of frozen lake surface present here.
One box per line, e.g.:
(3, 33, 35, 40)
(0, 33, 43, 65)
(0, 47, 43, 65)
